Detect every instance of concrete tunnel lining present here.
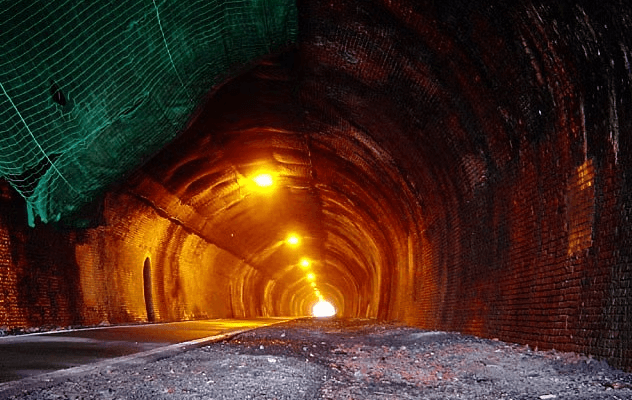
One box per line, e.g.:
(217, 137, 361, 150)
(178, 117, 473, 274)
(0, 0, 630, 371)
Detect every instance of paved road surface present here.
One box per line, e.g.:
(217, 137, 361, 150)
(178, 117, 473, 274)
(0, 318, 290, 383)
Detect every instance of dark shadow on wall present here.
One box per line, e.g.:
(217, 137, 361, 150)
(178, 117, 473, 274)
(143, 257, 156, 322)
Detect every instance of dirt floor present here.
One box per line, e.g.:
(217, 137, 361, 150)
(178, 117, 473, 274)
(4, 318, 632, 399)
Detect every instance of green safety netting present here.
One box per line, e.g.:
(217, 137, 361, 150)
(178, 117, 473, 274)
(0, 0, 297, 227)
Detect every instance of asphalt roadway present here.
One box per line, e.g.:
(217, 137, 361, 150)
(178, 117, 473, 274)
(0, 318, 290, 385)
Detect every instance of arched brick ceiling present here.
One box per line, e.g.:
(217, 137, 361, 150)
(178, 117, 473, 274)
(122, 1, 631, 318)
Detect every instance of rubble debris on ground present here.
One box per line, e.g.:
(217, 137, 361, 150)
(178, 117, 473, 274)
(5, 318, 632, 399)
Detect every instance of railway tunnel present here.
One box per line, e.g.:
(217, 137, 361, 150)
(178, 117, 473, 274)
(0, 0, 631, 371)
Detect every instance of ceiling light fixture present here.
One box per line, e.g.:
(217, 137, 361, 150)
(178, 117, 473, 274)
(286, 234, 300, 246)
(252, 173, 274, 188)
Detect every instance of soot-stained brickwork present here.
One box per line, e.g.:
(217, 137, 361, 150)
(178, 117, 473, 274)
(293, 1, 631, 369)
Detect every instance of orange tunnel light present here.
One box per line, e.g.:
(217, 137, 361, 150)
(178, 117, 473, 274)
(286, 234, 300, 246)
(252, 173, 274, 187)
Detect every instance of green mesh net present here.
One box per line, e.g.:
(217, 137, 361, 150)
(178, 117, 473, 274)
(0, 0, 297, 227)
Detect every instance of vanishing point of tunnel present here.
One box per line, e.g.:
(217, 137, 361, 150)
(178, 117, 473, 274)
(0, 0, 631, 372)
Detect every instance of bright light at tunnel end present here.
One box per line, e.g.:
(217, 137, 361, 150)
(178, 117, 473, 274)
(312, 300, 336, 317)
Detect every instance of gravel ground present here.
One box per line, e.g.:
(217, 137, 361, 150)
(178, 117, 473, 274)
(5, 318, 632, 399)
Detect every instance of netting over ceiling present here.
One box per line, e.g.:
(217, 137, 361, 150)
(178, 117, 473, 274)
(0, 0, 297, 227)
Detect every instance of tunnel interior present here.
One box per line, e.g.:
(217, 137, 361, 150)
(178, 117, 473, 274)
(0, 1, 631, 371)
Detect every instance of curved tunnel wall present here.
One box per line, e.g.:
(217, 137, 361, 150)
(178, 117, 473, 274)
(0, 1, 630, 371)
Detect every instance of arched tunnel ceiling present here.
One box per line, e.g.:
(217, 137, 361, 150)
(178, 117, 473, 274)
(5, 1, 632, 318)
(126, 47, 403, 317)
(118, 1, 632, 317)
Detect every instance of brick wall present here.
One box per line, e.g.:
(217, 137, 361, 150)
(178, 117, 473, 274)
(407, 139, 630, 371)
(377, 1, 632, 372)
(0, 182, 249, 331)
(0, 181, 82, 330)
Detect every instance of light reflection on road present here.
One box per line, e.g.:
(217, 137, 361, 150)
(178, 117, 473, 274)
(0, 318, 292, 383)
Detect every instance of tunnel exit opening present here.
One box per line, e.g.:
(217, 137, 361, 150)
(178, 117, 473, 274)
(312, 300, 336, 317)
(143, 257, 156, 322)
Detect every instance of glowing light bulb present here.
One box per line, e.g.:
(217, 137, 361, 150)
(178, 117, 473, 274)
(312, 300, 336, 317)
(300, 258, 310, 268)
(252, 173, 274, 187)
(307, 273, 315, 281)
(286, 234, 300, 246)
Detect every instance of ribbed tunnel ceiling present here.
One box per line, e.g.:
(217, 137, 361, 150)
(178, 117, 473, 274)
(89, 0, 631, 319)
(126, 47, 408, 318)
(115, 1, 632, 318)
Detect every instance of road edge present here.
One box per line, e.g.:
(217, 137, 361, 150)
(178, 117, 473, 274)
(0, 319, 293, 398)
